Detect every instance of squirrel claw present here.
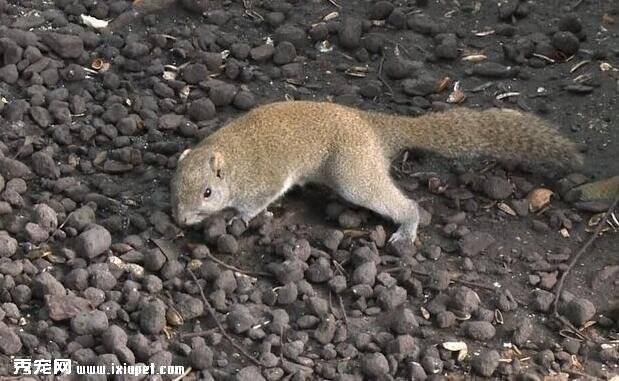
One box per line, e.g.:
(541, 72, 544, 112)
(388, 230, 416, 246)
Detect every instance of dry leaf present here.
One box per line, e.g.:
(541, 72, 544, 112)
(497, 202, 517, 216)
(80, 14, 109, 29)
(447, 81, 466, 104)
(528, 188, 553, 212)
(462, 54, 487, 62)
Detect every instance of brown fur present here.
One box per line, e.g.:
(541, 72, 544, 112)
(171, 101, 583, 243)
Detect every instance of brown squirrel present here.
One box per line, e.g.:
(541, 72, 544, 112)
(170, 101, 583, 244)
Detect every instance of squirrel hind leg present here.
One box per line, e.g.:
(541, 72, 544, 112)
(330, 166, 420, 244)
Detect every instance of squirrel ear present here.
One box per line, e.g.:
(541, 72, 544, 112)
(210, 151, 224, 178)
(179, 149, 191, 162)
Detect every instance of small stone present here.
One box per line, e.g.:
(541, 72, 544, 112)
(41, 32, 84, 58)
(45, 294, 91, 321)
(562, 298, 596, 326)
(552, 31, 580, 56)
(407, 14, 441, 35)
(450, 286, 480, 314)
(190, 344, 213, 370)
(352, 261, 377, 286)
(369, 1, 394, 20)
(25, 223, 48, 243)
(236, 366, 266, 381)
(33, 271, 66, 298)
(421, 355, 443, 374)
(339, 18, 363, 49)
(188, 98, 216, 121)
(483, 176, 513, 199)
(531, 289, 555, 312)
(217, 234, 239, 254)
(250, 44, 274, 62)
(0, 64, 18, 83)
(0, 321, 21, 355)
(360, 352, 389, 378)
(513, 317, 533, 346)
(102, 325, 128, 352)
(215, 270, 237, 294)
(313, 316, 337, 344)
(71, 310, 109, 335)
(558, 14, 582, 34)
(140, 300, 166, 334)
(274, 24, 307, 49)
(182, 63, 208, 84)
(233, 91, 256, 110)
(75, 225, 112, 259)
(389, 308, 419, 334)
(378, 286, 407, 311)
(277, 282, 298, 305)
(32, 204, 58, 232)
(227, 305, 256, 334)
(472, 350, 500, 377)
(435, 33, 458, 60)
(402, 75, 437, 96)
(209, 83, 237, 107)
(463, 321, 496, 340)
(434, 310, 457, 330)
(459, 232, 495, 256)
(305, 257, 333, 283)
(273, 41, 296, 65)
(0, 157, 32, 180)
(31, 151, 60, 178)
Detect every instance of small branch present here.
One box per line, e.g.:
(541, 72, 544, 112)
(552, 193, 619, 317)
(337, 294, 349, 327)
(377, 52, 394, 97)
(187, 269, 261, 366)
(204, 251, 272, 278)
(171, 366, 192, 381)
(384, 266, 497, 292)
(178, 328, 217, 340)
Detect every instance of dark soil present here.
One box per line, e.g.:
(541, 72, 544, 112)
(0, 0, 617, 380)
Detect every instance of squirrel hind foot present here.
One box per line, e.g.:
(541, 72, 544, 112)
(388, 224, 418, 246)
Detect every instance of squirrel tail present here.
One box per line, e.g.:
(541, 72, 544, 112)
(369, 107, 584, 173)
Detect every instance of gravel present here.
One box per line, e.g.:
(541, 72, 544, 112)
(0, 0, 613, 378)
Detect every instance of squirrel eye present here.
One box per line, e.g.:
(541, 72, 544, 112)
(203, 188, 212, 198)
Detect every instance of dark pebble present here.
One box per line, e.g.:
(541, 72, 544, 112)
(552, 31, 580, 55)
(483, 176, 513, 199)
(227, 305, 256, 334)
(75, 225, 112, 259)
(370, 1, 394, 20)
(463, 321, 496, 340)
(562, 298, 595, 326)
(339, 18, 363, 49)
(472, 350, 500, 377)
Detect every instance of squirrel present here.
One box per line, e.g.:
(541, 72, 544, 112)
(170, 100, 583, 244)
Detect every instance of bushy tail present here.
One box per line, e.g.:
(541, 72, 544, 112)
(369, 107, 584, 173)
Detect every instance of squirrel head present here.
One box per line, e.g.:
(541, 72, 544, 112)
(171, 147, 231, 226)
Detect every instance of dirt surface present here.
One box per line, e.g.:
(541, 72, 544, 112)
(0, 0, 617, 380)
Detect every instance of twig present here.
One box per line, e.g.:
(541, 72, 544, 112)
(178, 328, 217, 340)
(337, 294, 348, 327)
(552, 193, 619, 317)
(204, 251, 272, 278)
(171, 366, 192, 381)
(187, 269, 261, 366)
(377, 52, 394, 97)
(326, 0, 342, 8)
(384, 266, 497, 291)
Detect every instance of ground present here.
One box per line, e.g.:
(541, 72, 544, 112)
(0, 0, 617, 380)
